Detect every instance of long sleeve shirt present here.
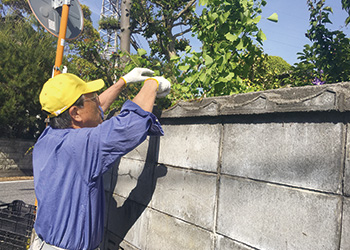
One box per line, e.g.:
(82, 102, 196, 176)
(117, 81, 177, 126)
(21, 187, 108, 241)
(32, 100, 163, 250)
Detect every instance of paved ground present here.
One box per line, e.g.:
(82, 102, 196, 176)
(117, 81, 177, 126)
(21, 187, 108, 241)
(0, 179, 35, 205)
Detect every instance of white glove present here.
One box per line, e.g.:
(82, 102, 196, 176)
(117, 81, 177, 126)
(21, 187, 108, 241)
(146, 77, 171, 98)
(121, 68, 154, 85)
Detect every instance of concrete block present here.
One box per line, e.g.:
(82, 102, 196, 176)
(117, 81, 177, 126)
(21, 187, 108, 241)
(150, 166, 217, 230)
(6, 164, 18, 170)
(103, 190, 111, 230)
(0, 147, 15, 154)
(123, 138, 149, 161)
(158, 124, 221, 172)
(341, 197, 350, 249)
(217, 176, 341, 250)
(103, 163, 119, 228)
(106, 195, 149, 250)
(145, 209, 214, 250)
(113, 158, 145, 199)
(17, 157, 32, 170)
(103, 231, 123, 250)
(344, 124, 350, 196)
(119, 239, 141, 250)
(0, 139, 34, 174)
(222, 122, 343, 193)
(0, 152, 6, 159)
(162, 82, 350, 118)
(161, 100, 220, 118)
(106, 200, 214, 250)
(0, 158, 15, 166)
(215, 235, 255, 250)
(112, 157, 167, 209)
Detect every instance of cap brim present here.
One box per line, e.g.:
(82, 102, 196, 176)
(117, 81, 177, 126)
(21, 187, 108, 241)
(83, 79, 105, 94)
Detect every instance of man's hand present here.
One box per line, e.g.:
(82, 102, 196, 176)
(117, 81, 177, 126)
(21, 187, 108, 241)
(121, 68, 154, 85)
(146, 77, 171, 98)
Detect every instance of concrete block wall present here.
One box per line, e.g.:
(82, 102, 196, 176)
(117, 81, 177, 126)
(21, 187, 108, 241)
(102, 82, 350, 249)
(0, 138, 34, 177)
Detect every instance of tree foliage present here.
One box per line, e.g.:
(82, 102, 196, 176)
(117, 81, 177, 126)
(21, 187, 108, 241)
(1, 0, 31, 16)
(342, 0, 350, 25)
(0, 15, 56, 139)
(170, 0, 274, 98)
(266, 56, 291, 74)
(290, 0, 350, 86)
(129, 0, 197, 60)
(95, 0, 281, 103)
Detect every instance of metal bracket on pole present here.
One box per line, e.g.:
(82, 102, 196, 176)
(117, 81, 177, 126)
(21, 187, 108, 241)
(52, 0, 71, 9)
(52, 65, 67, 78)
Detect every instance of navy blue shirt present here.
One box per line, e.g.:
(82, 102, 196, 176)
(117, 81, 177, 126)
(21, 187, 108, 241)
(33, 100, 163, 250)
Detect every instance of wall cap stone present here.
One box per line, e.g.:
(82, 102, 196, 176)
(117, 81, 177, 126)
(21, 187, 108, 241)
(161, 82, 350, 118)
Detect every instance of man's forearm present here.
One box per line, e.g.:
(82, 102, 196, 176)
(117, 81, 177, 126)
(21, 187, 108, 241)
(98, 78, 125, 112)
(132, 79, 158, 112)
(99, 76, 166, 113)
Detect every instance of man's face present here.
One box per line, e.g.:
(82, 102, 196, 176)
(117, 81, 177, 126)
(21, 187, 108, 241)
(76, 92, 103, 128)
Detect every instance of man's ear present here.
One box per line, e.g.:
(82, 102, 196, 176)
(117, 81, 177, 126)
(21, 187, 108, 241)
(69, 106, 82, 123)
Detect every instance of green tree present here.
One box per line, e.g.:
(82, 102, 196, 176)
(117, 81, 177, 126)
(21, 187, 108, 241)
(172, 0, 274, 98)
(266, 55, 291, 74)
(1, 0, 31, 16)
(242, 54, 291, 91)
(0, 0, 105, 139)
(0, 15, 56, 139)
(342, 0, 350, 25)
(97, 0, 282, 103)
(291, 0, 350, 86)
(98, 0, 197, 60)
(130, 0, 197, 61)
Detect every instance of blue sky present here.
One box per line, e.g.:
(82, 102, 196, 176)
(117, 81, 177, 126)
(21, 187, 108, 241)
(259, 0, 350, 65)
(78, 0, 350, 66)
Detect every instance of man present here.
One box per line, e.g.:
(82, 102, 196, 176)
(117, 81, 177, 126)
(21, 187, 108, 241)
(30, 68, 171, 250)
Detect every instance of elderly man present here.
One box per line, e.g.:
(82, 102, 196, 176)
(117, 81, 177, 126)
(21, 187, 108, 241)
(30, 68, 170, 250)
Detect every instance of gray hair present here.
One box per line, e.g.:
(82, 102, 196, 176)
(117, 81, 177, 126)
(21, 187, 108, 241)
(48, 95, 85, 129)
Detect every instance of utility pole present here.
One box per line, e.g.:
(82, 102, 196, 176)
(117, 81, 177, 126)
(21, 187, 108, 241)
(120, 0, 131, 54)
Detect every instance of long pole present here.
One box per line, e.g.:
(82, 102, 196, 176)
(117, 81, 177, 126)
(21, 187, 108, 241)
(53, 4, 70, 77)
(35, 4, 70, 209)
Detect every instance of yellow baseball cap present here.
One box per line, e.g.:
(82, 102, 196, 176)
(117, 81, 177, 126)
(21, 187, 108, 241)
(40, 73, 105, 117)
